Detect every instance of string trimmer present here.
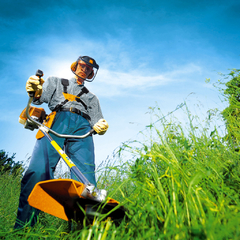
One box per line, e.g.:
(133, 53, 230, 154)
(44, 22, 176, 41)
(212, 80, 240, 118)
(20, 70, 125, 225)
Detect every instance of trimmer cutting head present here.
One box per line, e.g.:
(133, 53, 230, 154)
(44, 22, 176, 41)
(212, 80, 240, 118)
(28, 179, 126, 224)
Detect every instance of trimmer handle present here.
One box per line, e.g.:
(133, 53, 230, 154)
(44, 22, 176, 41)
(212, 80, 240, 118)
(29, 69, 44, 97)
(36, 69, 44, 78)
(89, 129, 96, 135)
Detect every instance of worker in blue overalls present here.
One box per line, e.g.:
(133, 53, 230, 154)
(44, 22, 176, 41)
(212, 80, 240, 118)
(14, 56, 109, 229)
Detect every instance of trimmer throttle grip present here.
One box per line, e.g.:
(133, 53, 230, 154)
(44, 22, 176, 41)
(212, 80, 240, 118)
(90, 129, 96, 135)
(36, 69, 44, 78)
(29, 92, 35, 97)
(29, 69, 44, 97)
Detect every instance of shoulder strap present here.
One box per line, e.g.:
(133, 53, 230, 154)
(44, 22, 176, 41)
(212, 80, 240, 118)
(61, 78, 69, 93)
(75, 87, 89, 110)
(76, 86, 89, 97)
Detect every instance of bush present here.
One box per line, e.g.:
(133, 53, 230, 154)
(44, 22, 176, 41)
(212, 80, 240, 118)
(0, 150, 23, 176)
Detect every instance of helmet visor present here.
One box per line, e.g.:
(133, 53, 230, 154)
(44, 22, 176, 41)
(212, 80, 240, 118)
(71, 56, 99, 82)
(76, 62, 93, 79)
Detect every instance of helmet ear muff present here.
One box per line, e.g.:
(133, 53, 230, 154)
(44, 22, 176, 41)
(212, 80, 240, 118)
(70, 61, 78, 72)
(87, 70, 94, 79)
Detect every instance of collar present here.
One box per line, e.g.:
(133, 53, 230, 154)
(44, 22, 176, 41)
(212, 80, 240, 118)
(72, 77, 85, 86)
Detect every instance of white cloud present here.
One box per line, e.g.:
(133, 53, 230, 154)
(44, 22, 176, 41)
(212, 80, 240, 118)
(99, 62, 202, 87)
(89, 62, 203, 97)
(97, 69, 167, 87)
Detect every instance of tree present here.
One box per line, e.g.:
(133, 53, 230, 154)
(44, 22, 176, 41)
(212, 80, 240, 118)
(221, 69, 240, 147)
(0, 150, 23, 175)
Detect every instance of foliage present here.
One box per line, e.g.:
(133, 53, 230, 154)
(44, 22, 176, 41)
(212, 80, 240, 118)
(98, 105, 240, 239)
(1, 94, 240, 239)
(223, 69, 240, 102)
(0, 150, 24, 176)
(220, 69, 240, 146)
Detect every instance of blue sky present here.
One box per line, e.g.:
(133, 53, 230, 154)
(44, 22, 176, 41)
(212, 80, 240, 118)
(0, 0, 239, 170)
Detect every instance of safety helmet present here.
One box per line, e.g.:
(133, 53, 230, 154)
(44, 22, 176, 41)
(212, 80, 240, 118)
(71, 56, 99, 82)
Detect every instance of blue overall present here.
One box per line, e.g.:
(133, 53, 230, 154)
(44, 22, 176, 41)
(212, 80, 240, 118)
(14, 111, 96, 229)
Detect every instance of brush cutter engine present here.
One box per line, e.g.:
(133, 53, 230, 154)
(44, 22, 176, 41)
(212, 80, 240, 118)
(19, 106, 46, 131)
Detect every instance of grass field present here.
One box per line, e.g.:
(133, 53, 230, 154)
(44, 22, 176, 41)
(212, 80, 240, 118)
(0, 105, 239, 239)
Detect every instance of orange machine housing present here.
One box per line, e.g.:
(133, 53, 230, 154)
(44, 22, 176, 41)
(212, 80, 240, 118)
(19, 106, 46, 125)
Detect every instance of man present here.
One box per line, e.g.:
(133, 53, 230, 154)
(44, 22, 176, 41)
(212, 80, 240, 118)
(14, 56, 108, 229)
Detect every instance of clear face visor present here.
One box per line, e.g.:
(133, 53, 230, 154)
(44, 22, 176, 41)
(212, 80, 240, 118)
(71, 59, 99, 82)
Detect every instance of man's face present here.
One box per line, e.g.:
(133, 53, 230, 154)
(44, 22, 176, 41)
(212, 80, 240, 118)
(75, 60, 93, 79)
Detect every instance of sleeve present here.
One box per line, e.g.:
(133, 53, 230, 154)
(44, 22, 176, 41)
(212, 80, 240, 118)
(88, 95, 104, 126)
(32, 76, 57, 105)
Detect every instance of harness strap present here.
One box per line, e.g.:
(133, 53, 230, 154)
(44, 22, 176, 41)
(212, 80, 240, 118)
(76, 86, 89, 97)
(52, 79, 89, 112)
(59, 107, 91, 121)
(61, 78, 69, 93)
(75, 98, 88, 110)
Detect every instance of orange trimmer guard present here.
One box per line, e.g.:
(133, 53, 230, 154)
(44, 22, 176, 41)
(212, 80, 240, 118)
(28, 179, 124, 222)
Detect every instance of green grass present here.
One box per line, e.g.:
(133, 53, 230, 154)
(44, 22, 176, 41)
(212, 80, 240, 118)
(1, 105, 240, 239)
